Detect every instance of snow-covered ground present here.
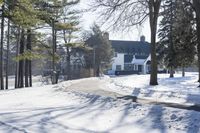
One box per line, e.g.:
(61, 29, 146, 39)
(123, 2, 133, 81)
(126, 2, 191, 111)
(7, 75, 43, 89)
(0, 73, 200, 133)
(108, 72, 200, 104)
(61, 72, 200, 105)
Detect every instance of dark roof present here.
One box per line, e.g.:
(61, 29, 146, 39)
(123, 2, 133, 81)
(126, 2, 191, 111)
(111, 40, 151, 56)
(124, 55, 133, 63)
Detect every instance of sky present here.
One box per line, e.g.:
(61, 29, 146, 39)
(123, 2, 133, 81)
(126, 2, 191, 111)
(78, 0, 151, 42)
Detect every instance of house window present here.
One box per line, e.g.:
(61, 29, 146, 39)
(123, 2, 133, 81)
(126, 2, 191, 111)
(116, 65, 121, 71)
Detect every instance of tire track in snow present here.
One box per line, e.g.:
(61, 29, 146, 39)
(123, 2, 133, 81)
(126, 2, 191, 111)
(0, 121, 28, 133)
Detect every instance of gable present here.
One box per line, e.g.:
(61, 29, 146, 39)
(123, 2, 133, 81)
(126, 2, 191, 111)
(124, 55, 149, 63)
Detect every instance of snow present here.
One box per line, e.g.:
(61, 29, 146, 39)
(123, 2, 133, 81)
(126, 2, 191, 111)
(7, 75, 43, 89)
(107, 72, 200, 104)
(131, 59, 146, 65)
(0, 72, 200, 132)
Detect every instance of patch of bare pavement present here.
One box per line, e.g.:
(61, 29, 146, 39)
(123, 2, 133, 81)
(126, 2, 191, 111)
(65, 78, 200, 112)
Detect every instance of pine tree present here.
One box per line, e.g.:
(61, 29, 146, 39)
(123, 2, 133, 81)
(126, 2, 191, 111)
(158, 0, 195, 77)
(7, 0, 45, 88)
(173, 1, 196, 77)
(158, 0, 177, 78)
(1, 0, 51, 89)
(84, 24, 114, 77)
(38, 0, 80, 83)
(57, 10, 80, 80)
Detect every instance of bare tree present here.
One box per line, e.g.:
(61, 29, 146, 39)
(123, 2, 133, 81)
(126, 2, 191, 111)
(91, 0, 161, 85)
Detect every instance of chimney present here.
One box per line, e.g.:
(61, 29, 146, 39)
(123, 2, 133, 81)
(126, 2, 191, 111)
(140, 35, 145, 42)
(103, 32, 109, 40)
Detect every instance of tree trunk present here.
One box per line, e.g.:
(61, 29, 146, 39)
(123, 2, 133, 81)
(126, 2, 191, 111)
(15, 28, 20, 88)
(18, 29, 25, 88)
(29, 60, 32, 87)
(169, 66, 174, 78)
(149, 0, 161, 85)
(169, 1, 175, 79)
(66, 47, 71, 80)
(182, 67, 185, 77)
(93, 47, 96, 77)
(25, 59, 29, 87)
(150, 29, 158, 85)
(96, 65, 100, 77)
(5, 19, 10, 89)
(51, 19, 59, 84)
(0, 3, 5, 90)
(25, 29, 32, 87)
(28, 30, 32, 87)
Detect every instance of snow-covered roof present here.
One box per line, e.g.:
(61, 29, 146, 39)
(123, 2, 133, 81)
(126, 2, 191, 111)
(131, 59, 146, 65)
(131, 55, 150, 65)
(124, 55, 149, 63)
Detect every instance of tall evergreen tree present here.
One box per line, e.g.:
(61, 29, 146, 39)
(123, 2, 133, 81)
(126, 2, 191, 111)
(84, 25, 114, 76)
(57, 10, 80, 80)
(158, 0, 177, 78)
(158, 0, 195, 77)
(173, 0, 196, 77)
(7, 0, 44, 88)
(38, 0, 80, 84)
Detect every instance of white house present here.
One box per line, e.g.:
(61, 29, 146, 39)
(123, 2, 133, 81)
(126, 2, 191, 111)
(110, 36, 151, 75)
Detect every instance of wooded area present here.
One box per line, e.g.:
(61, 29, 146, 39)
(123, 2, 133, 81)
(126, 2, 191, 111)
(0, 0, 113, 90)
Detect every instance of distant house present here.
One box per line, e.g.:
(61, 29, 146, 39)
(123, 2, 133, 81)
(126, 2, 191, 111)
(110, 36, 151, 75)
(59, 47, 85, 74)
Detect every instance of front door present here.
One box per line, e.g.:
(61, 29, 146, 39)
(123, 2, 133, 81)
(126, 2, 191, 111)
(138, 65, 142, 72)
